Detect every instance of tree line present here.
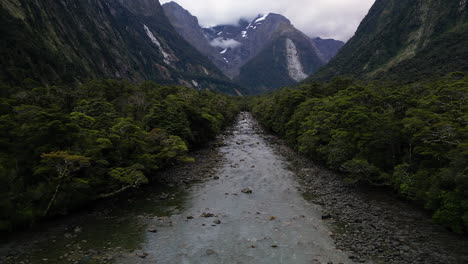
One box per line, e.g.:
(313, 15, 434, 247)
(0, 79, 239, 231)
(251, 73, 467, 233)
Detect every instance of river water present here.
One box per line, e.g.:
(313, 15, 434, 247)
(0, 112, 367, 263)
(117, 112, 352, 264)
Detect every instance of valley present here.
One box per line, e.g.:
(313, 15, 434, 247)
(0, 0, 467, 263)
(1, 113, 467, 264)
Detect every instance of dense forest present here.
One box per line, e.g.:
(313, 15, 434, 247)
(251, 73, 468, 233)
(0, 79, 239, 231)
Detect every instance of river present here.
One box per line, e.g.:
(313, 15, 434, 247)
(1, 113, 466, 264)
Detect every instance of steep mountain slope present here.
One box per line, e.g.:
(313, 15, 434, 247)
(312, 37, 345, 63)
(162, 3, 345, 93)
(311, 0, 468, 81)
(162, 1, 229, 74)
(0, 0, 242, 94)
(230, 14, 324, 93)
(235, 32, 324, 93)
(204, 14, 324, 80)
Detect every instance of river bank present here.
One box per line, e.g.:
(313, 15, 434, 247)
(268, 134, 468, 263)
(1, 113, 467, 264)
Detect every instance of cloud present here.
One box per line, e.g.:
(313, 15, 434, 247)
(209, 38, 242, 49)
(160, 0, 376, 41)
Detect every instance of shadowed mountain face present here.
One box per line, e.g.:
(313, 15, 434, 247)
(312, 37, 345, 63)
(163, 2, 344, 94)
(311, 0, 468, 82)
(0, 0, 243, 95)
(162, 1, 230, 75)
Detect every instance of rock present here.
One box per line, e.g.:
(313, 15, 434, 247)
(213, 176, 220, 180)
(135, 250, 148, 258)
(206, 249, 216, 255)
(74, 227, 82, 233)
(241, 188, 253, 194)
(159, 193, 169, 200)
(187, 216, 194, 219)
(322, 213, 332, 220)
(147, 228, 158, 233)
(213, 220, 221, 224)
(201, 213, 215, 218)
(271, 245, 278, 248)
(269, 216, 277, 221)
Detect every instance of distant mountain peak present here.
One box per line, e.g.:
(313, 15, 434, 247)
(163, 2, 343, 93)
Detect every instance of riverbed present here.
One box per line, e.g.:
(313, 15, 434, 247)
(1, 113, 466, 264)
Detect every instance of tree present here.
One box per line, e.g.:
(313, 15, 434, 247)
(38, 151, 90, 216)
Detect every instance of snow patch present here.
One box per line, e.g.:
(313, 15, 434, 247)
(143, 24, 172, 65)
(241, 31, 248, 38)
(254, 14, 269, 23)
(192, 80, 199, 87)
(285, 39, 308, 82)
(220, 48, 228, 54)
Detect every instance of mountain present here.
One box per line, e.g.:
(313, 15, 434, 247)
(234, 30, 325, 93)
(311, 37, 345, 63)
(311, 0, 468, 81)
(231, 14, 327, 93)
(162, 4, 342, 94)
(162, 1, 229, 74)
(203, 14, 326, 83)
(0, 0, 242, 95)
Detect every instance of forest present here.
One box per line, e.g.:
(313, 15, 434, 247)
(0, 79, 239, 231)
(251, 73, 468, 233)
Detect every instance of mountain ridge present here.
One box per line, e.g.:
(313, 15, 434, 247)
(310, 0, 468, 82)
(0, 0, 243, 94)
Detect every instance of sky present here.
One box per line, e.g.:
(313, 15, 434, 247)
(160, 0, 376, 41)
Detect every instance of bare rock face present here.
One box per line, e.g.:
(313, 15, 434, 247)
(285, 39, 309, 82)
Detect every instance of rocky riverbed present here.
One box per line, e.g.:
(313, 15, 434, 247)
(1, 112, 467, 264)
(267, 130, 468, 263)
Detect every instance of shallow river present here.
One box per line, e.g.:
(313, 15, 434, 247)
(0, 113, 361, 263)
(119, 112, 351, 264)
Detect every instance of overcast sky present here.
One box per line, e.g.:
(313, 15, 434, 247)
(160, 0, 376, 41)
